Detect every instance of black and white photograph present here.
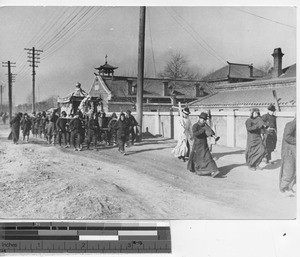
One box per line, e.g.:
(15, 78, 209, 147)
(0, 2, 297, 223)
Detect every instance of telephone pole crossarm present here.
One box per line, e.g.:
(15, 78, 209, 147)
(25, 47, 43, 113)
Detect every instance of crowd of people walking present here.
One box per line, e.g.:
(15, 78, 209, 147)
(172, 104, 296, 196)
(7, 109, 139, 155)
(3, 102, 296, 197)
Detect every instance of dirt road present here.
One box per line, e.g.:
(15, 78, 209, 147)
(0, 125, 296, 220)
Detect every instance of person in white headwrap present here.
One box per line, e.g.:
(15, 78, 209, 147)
(171, 107, 193, 162)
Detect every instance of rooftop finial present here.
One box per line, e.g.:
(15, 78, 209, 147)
(105, 54, 108, 64)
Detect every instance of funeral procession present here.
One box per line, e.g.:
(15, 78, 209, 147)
(0, 6, 296, 220)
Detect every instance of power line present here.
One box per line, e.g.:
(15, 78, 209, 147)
(165, 7, 252, 79)
(15, 8, 57, 74)
(15, 7, 85, 78)
(164, 7, 226, 65)
(170, 7, 226, 64)
(15, 7, 110, 100)
(32, 7, 69, 48)
(233, 7, 296, 29)
(39, 7, 85, 50)
(43, 7, 94, 52)
(41, 7, 108, 60)
(14, 7, 47, 66)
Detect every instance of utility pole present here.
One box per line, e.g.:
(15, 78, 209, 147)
(136, 6, 146, 142)
(0, 85, 3, 112)
(2, 61, 16, 120)
(25, 47, 43, 113)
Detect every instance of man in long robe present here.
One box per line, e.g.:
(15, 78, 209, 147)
(279, 118, 296, 197)
(21, 113, 32, 142)
(245, 108, 266, 171)
(9, 113, 22, 144)
(187, 112, 219, 178)
(262, 104, 277, 163)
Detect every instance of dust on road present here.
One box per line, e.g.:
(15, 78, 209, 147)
(0, 126, 296, 219)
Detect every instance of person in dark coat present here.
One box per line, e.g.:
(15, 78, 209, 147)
(98, 111, 109, 143)
(56, 111, 68, 147)
(33, 112, 42, 138)
(9, 113, 22, 144)
(86, 112, 99, 150)
(279, 118, 296, 197)
(114, 113, 129, 155)
(262, 104, 277, 163)
(125, 110, 138, 146)
(21, 113, 32, 142)
(47, 109, 59, 145)
(69, 113, 83, 151)
(31, 112, 37, 137)
(107, 112, 118, 145)
(187, 112, 220, 178)
(40, 111, 47, 139)
(65, 114, 72, 148)
(245, 108, 267, 171)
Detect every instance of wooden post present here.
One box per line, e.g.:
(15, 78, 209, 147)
(0, 85, 2, 112)
(136, 6, 146, 142)
(8, 61, 12, 120)
(272, 90, 281, 111)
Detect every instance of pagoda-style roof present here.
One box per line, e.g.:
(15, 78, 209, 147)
(95, 55, 118, 76)
(95, 62, 118, 71)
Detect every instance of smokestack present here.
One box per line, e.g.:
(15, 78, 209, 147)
(249, 64, 253, 77)
(272, 48, 284, 78)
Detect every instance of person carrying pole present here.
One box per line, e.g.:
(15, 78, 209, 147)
(171, 104, 193, 162)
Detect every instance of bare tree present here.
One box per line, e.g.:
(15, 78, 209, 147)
(158, 51, 202, 103)
(258, 60, 272, 76)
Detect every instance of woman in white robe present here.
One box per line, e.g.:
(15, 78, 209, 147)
(171, 107, 193, 162)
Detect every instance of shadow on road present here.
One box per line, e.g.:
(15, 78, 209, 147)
(125, 146, 173, 155)
(213, 150, 245, 161)
(134, 138, 173, 147)
(218, 163, 246, 177)
(263, 159, 281, 170)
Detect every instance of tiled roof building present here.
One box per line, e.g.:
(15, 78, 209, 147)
(189, 48, 296, 112)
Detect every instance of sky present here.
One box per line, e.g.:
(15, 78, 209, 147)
(0, 3, 297, 105)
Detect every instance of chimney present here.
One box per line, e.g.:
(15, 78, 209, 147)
(272, 48, 284, 78)
(195, 83, 204, 97)
(249, 64, 253, 77)
(163, 81, 170, 96)
(127, 79, 133, 95)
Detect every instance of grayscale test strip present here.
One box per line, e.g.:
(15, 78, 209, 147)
(0, 221, 171, 253)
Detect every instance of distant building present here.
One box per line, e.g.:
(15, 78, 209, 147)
(189, 48, 296, 112)
(203, 61, 264, 86)
(88, 58, 209, 112)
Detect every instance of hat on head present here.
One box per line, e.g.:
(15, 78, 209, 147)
(267, 104, 276, 112)
(126, 110, 131, 114)
(252, 107, 260, 113)
(75, 82, 81, 88)
(199, 112, 208, 120)
(182, 107, 190, 115)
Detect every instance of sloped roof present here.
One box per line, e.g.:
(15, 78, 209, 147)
(280, 63, 296, 78)
(103, 76, 200, 98)
(189, 85, 296, 108)
(95, 62, 118, 71)
(203, 63, 264, 81)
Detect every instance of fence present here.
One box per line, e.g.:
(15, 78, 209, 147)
(136, 110, 295, 150)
